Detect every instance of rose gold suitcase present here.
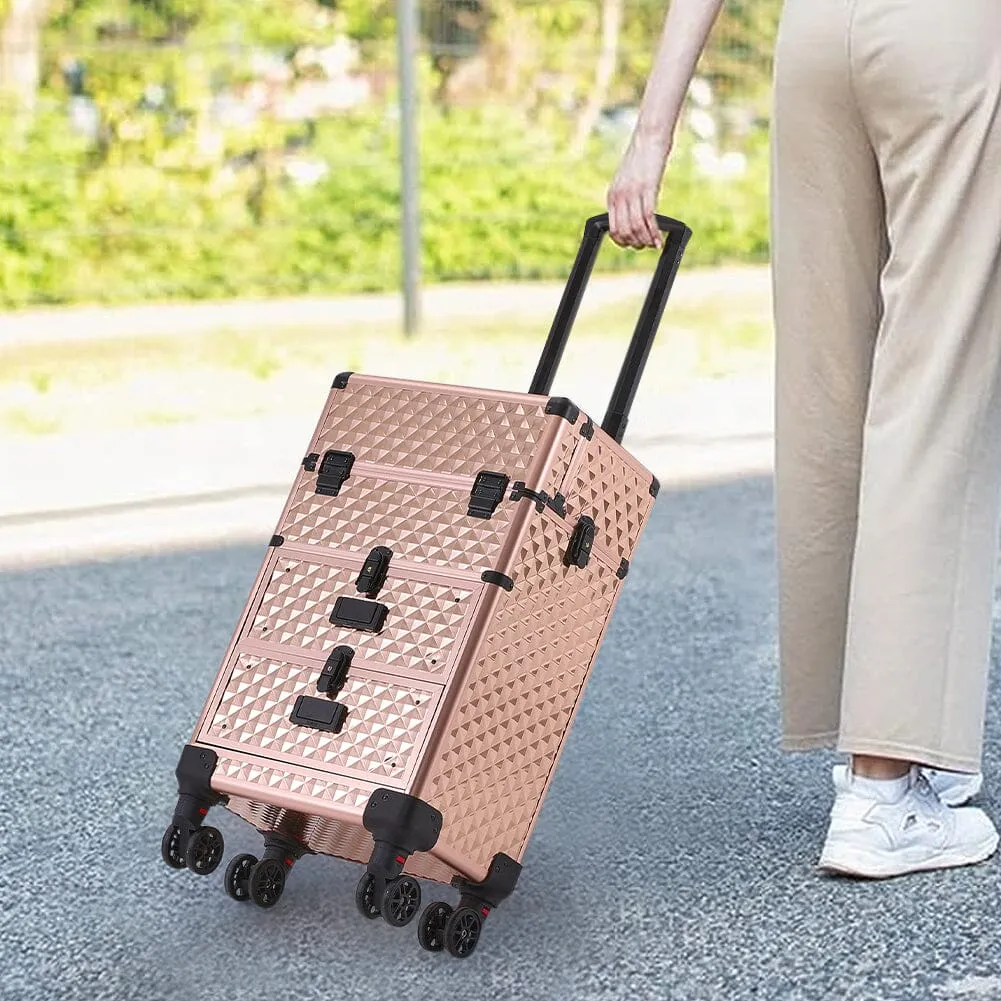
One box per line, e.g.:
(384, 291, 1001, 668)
(161, 213, 691, 958)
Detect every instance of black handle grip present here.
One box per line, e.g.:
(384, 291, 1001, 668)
(529, 212, 692, 443)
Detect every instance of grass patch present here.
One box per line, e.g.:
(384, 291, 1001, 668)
(0, 270, 773, 437)
(1, 408, 62, 435)
(585, 291, 772, 374)
(141, 410, 195, 426)
(28, 371, 53, 394)
(0, 282, 772, 389)
(212, 337, 285, 380)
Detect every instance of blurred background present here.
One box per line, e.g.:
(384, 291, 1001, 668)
(0, 0, 779, 563)
(0, 0, 775, 304)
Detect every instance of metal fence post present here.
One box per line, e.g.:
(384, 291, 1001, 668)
(396, 0, 421, 336)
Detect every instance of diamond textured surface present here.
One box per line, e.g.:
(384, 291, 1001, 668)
(205, 654, 440, 784)
(215, 755, 371, 808)
(318, 381, 550, 478)
(418, 511, 618, 872)
(562, 434, 655, 563)
(196, 380, 652, 886)
(250, 557, 475, 675)
(280, 475, 514, 570)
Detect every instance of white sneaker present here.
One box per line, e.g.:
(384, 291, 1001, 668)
(831, 763, 984, 807)
(819, 766, 999, 879)
(924, 768, 984, 807)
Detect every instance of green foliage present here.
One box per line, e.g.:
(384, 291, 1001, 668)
(0, 111, 88, 305)
(335, 0, 395, 44)
(0, 0, 775, 308)
(0, 104, 769, 308)
(703, 0, 782, 112)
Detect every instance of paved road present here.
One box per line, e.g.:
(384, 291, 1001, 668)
(2, 476, 1000, 1001)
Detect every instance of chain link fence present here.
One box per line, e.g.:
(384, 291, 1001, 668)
(0, 0, 778, 308)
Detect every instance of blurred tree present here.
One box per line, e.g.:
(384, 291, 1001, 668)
(416, 0, 778, 143)
(570, 0, 623, 156)
(1, 0, 50, 113)
(38, 0, 343, 166)
(332, 0, 395, 44)
(702, 0, 780, 109)
(421, 0, 484, 106)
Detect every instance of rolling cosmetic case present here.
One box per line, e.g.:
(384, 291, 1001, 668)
(161, 213, 692, 959)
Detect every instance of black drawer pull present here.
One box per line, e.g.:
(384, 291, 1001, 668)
(290, 695, 348, 734)
(330, 596, 388, 633)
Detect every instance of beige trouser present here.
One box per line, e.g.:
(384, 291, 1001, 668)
(771, 0, 1001, 772)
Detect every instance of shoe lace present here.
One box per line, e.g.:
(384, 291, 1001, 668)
(910, 770, 953, 835)
(914, 770, 933, 796)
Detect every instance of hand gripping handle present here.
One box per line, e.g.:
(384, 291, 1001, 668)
(529, 212, 692, 443)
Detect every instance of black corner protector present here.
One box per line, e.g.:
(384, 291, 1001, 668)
(545, 397, 580, 424)
(175, 744, 221, 803)
(580, 416, 594, 440)
(269, 534, 285, 547)
(451, 852, 523, 909)
(363, 789, 443, 855)
(302, 452, 320, 472)
(650, 475, 660, 498)
(481, 570, 514, 592)
(616, 558, 630, 580)
(332, 371, 353, 389)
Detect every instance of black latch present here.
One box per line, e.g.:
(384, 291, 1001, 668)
(303, 452, 320, 472)
(510, 481, 565, 517)
(356, 546, 392, 597)
(318, 645, 354, 697)
(565, 516, 596, 568)
(330, 596, 389, 633)
(290, 695, 348, 734)
(510, 481, 547, 513)
(468, 471, 510, 519)
(316, 450, 355, 497)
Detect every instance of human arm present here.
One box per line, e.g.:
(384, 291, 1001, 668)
(607, 0, 725, 248)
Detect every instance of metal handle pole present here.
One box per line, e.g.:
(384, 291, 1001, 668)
(397, 0, 421, 336)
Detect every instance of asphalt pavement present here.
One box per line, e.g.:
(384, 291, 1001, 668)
(2, 475, 1000, 1001)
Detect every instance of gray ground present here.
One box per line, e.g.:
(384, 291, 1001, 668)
(2, 475, 999, 1001)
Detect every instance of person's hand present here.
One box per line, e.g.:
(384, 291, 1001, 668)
(607, 131, 671, 249)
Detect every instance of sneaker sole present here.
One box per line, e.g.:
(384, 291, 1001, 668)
(818, 830, 999, 880)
